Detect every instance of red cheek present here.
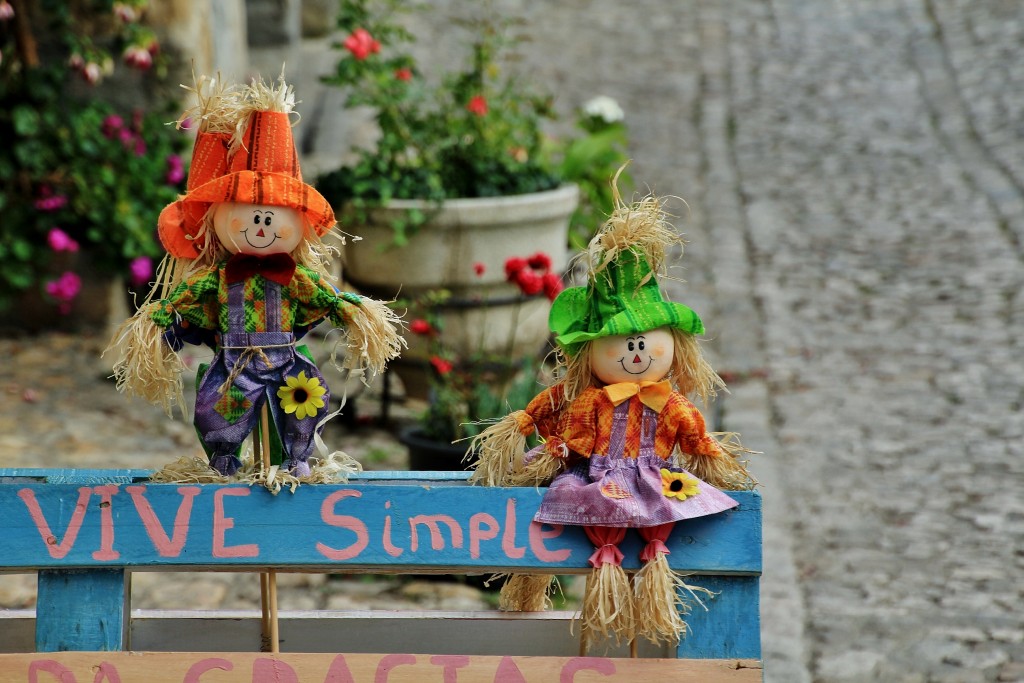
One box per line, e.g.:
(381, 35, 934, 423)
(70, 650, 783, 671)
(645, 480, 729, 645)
(277, 227, 293, 240)
(650, 345, 667, 358)
(230, 218, 242, 230)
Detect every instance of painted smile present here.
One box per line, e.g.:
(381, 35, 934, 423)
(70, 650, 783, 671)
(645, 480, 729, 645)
(619, 357, 653, 375)
(242, 230, 279, 249)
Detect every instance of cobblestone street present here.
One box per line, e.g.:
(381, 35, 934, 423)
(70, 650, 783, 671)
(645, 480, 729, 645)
(2, 1, 1023, 680)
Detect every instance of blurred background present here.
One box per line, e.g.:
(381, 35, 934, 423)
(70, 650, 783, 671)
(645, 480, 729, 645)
(2, 1, 1023, 681)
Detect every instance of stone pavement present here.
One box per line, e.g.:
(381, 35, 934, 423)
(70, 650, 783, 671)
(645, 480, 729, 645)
(3, 1, 1024, 679)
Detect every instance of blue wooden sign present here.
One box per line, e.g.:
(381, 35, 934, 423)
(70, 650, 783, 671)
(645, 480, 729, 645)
(0, 473, 760, 574)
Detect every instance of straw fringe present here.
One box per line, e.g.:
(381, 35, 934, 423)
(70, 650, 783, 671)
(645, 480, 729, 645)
(150, 450, 361, 494)
(468, 413, 528, 487)
(679, 431, 758, 491)
(580, 564, 636, 652)
(633, 554, 689, 645)
(106, 305, 186, 417)
(176, 72, 245, 134)
(498, 574, 555, 612)
(333, 297, 406, 377)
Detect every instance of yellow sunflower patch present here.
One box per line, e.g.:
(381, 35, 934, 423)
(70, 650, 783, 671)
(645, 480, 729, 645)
(660, 469, 700, 501)
(277, 371, 327, 420)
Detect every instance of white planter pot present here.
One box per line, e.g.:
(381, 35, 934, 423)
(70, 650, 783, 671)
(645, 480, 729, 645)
(340, 185, 579, 397)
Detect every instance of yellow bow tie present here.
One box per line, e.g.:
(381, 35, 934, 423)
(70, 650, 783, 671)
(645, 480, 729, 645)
(603, 380, 672, 414)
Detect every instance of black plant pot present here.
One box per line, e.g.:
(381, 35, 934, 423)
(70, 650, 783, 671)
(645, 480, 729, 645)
(399, 427, 476, 472)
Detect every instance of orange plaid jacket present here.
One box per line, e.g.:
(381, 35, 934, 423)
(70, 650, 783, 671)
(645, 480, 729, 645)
(523, 384, 721, 461)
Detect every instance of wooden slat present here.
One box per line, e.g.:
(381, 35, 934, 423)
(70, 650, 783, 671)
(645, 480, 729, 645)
(0, 652, 763, 682)
(35, 569, 129, 652)
(0, 480, 761, 574)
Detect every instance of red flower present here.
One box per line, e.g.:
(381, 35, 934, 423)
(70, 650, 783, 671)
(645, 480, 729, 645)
(466, 94, 488, 116)
(429, 356, 453, 375)
(473, 262, 486, 277)
(395, 67, 412, 81)
(344, 28, 381, 61)
(513, 269, 544, 297)
(504, 257, 527, 280)
(542, 272, 564, 301)
(527, 252, 552, 271)
(410, 318, 434, 336)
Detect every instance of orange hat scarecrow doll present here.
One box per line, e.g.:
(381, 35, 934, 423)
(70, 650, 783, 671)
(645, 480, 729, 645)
(109, 75, 404, 478)
(470, 178, 755, 652)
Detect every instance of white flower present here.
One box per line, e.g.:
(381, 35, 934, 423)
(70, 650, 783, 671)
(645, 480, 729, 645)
(582, 95, 624, 124)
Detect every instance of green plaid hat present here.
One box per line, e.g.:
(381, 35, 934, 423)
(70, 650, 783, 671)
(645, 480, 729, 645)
(549, 248, 703, 357)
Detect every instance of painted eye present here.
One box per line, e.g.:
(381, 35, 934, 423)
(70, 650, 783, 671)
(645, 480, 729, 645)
(627, 341, 635, 351)
(264, 216, 272, 227)
(638, 340, 645, 351)
(252, 215, 261, 225)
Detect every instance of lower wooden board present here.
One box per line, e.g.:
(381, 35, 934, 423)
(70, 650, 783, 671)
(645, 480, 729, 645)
(0, 652, 763, 682)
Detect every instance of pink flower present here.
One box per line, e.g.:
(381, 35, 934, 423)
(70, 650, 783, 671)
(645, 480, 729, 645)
(429, 356, 453, 376)
(409, 319, 435, 336)
(47, 228, 79, 253)
(68, 53, 85, 70)
(0, 1, 14, 21)
(134, 138, 147, 157)
(542, 272, 564, 301)
(472, 262, 486, 277)
(503, 257, 527, 280)
(343, 28, 380, 61)
(394, 68, 412, 81)
(102, 114, 124, 139)
(123, 45, 153, 70)
(466, 95, 488, 116)
(527, 252, 552, 271)
(34, 189, 68, 213)
(113, 2, 137, 23)
(45, 272, 82, 313)
(82, 63, 102, 85)
(166, 155, 185, 184)
(128, 256, 153, 288)
(509, 146, 528, 163)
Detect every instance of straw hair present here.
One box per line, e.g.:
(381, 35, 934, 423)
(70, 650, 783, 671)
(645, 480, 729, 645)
(498, 574, 555, 612)
(176, 73, 246, 134)
(580, 564, 636, 652)
(468, 412, 528, 487)
(228, 73, 297, 155)
(679, 430, 758, 491)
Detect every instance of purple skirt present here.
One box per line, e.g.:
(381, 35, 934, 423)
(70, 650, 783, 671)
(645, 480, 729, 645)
(533, 452, 738, 528)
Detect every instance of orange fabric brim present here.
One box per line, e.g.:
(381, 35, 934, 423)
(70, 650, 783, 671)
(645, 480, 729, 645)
(157, 171, 336, 259)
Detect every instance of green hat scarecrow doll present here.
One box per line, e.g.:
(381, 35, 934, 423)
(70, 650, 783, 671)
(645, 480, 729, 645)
(108, 74, 404, 479)
(470, 182, 755, 652)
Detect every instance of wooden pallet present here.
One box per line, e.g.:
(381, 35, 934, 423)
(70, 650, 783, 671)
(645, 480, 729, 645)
(0, 468, 762, 681)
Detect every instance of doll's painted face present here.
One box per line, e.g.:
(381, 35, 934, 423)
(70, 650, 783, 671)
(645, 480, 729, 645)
(591, 328, 675, 385)
(212, 202, 305, 256)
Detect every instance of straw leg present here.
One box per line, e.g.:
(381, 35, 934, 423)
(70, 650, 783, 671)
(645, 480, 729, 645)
(629, 572, 638, 658)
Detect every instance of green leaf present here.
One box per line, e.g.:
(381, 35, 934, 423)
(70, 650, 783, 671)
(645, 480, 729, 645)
(12, 107, 40, 136)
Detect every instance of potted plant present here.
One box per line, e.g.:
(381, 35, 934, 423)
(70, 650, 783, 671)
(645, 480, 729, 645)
(398, 250, 563, 470)
(0, 1, 188, 331)
(316, 0, 629, 392)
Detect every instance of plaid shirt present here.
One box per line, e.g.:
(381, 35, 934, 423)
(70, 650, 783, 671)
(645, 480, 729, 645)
(150, 261, 361, 333)
(527, 385, 721, 461)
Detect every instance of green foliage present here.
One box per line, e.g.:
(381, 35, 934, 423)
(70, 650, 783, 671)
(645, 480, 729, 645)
(0, 2, 186, 313)
(318, 0, 631, 246)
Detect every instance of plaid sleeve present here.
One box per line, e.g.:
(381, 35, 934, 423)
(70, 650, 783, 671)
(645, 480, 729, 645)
(150, 266, 220, 329)
(523, 384, 566, 438)
(664, 394, 722, 459)
(291, 265, 361, 328)
(560, 387, 608, 458)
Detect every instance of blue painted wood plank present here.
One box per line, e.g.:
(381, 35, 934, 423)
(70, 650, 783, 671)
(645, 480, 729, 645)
(0, 468, 151, 484)
(675, 575, 761, 660)
(36, 569, 128, 651)
(0, 481, 761, 574)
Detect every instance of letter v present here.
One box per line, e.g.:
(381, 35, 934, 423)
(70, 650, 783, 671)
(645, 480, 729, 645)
(126, 486, 200, 558)
(18, 487, 92, 560)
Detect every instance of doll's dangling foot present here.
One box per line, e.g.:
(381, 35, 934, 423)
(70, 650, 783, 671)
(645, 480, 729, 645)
(633, 523, 687, 645)
(579, 526, 636, 653)
(282, 457, 311, 478)
(210, 452, 242, 476)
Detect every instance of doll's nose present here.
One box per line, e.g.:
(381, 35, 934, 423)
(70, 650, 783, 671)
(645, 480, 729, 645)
(256, 228, 266, 238)
(633, 354, 642, 364)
